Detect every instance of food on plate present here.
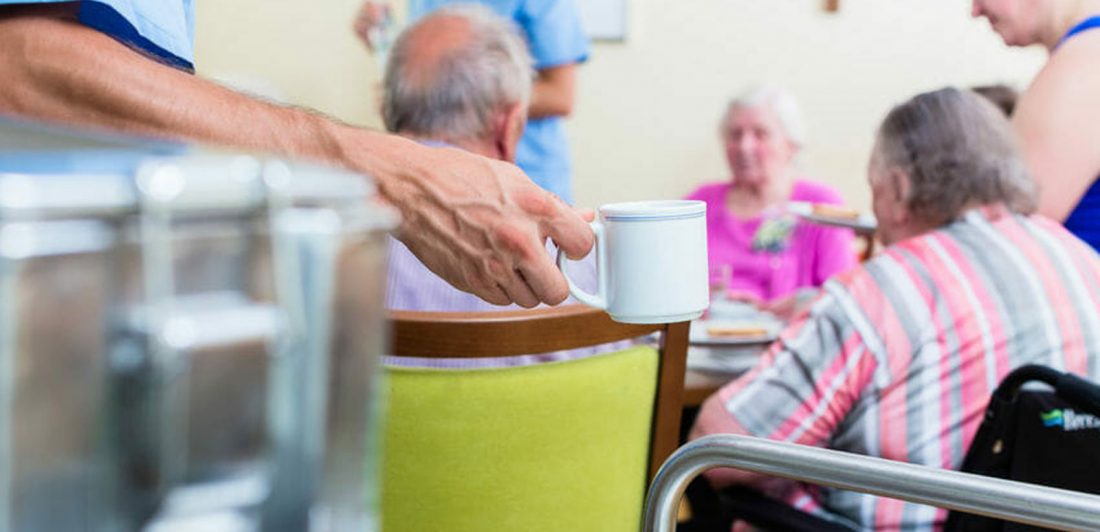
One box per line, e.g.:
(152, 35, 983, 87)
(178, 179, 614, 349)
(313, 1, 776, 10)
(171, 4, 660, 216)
(812, 203, 860, 220)
(707, 325, 770, 338)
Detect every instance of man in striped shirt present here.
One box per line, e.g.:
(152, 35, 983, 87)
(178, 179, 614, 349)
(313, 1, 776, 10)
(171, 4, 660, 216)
(691, 88, 1100, 530)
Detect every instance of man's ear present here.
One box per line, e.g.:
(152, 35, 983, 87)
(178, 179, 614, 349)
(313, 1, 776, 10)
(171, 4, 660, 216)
(494, 102, 527, 163)
(889, 167, 912, 225)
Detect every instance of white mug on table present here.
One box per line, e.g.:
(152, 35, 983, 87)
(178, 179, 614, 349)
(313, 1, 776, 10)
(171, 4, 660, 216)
(558, 200, 709, 324)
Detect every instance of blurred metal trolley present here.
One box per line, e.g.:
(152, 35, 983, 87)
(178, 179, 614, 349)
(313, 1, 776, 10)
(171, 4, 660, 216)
(0, 118, 394, 531)
(644, 434, 1100, 532)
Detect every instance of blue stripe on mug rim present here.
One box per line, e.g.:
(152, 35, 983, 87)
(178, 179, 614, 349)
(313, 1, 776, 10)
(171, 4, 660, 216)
(600, 199, 705, 222)
(604, 211, 704, 222)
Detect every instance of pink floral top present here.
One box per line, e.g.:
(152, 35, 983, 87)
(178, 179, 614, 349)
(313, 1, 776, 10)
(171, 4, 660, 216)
(685, 179, 856, 301)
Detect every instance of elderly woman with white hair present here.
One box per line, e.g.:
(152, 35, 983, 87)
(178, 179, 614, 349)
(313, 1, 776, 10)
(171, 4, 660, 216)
(685, 87, 855, 315)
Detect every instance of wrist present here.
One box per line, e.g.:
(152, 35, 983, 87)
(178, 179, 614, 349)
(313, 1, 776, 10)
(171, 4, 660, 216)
(320, 121, 402, 185)
(324, 124, 433, 231)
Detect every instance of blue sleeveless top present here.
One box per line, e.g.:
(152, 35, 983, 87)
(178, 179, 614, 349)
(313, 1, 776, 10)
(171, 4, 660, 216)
(1058, 16, 1100, 252)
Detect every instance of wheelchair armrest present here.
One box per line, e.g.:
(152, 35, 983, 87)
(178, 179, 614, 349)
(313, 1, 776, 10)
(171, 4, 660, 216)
(644, 434, 1100, 532)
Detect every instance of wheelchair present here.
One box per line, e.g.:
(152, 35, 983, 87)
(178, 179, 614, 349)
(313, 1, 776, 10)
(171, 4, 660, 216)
(679, 364, 1100, 532)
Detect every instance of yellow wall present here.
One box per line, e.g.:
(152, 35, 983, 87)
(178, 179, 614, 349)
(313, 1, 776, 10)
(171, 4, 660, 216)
(195, 0, 1044, 212)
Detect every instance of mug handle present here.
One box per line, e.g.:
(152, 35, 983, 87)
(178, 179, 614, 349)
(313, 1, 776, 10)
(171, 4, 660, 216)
(556, 220, 608, 309)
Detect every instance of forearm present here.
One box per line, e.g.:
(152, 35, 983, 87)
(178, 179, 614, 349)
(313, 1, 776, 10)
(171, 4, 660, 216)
(526, 64, 576, 119)
(0, 14, 350, 163)
(691, 394, 772, 487)
(0, 12, 432, 212)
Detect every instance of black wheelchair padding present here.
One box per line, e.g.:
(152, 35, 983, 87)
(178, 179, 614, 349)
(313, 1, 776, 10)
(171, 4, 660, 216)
(679, 365, 1100, 532)
(945, 365, 1100, 531)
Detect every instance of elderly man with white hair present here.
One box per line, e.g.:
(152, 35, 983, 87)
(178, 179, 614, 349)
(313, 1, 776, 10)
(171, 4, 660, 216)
(689, 87, 1100, 531)
(685, 87, 856, 319)
(381, 5, 598, 339)
(382, 4, 538, 315)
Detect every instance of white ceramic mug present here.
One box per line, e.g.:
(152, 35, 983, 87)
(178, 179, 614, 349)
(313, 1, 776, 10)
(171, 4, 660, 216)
(558, 200, 708, 324)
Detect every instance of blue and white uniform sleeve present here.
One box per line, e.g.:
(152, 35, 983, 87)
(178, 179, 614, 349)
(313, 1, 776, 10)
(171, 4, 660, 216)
(0, 0, 195, 72)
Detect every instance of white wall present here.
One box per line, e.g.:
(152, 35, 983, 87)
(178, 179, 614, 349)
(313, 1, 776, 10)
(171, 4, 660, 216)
(195, 0, 1045, 212)
(569, 0, 1044, 211)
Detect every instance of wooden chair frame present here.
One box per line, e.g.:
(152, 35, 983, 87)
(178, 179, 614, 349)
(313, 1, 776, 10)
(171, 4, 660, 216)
(387, 304, 690, 482)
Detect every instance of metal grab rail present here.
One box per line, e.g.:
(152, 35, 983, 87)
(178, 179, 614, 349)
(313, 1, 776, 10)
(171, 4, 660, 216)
(644, 434, 1100, 532)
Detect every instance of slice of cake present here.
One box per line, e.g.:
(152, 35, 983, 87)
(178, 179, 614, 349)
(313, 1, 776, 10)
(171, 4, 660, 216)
(812, 204, 860, 220)
(707, 325, 769, 338)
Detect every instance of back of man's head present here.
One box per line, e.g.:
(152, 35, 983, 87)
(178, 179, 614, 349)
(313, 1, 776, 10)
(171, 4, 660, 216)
(875, 87, 1036, 228)
(383, 5, 533, 147)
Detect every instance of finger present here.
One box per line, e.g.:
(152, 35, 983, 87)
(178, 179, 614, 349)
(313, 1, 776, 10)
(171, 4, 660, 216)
(456, 259, 513, 306)
(573, 206, 595, 223)
(496, 269, 540, 309)
(480, 245, 539, 308)
(468, 278, 512, 306)
(545, 197, 594, 260)
(490, 220, 567, 306)
(516, 252, 570, 305)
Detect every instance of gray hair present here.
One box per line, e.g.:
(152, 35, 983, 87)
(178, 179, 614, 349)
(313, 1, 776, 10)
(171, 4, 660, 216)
(383, 4, 533, 142)
(722, 86, 808, 149)
(876, 87, 1036, 226)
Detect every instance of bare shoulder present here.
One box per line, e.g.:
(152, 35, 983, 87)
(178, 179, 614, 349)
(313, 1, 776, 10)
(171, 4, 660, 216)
(1018, 33, 1100, 120)
(1014, 32, 1100, 220)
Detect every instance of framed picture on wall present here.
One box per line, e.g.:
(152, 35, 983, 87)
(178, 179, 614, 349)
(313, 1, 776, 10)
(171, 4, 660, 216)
(579, 0, 627, 42)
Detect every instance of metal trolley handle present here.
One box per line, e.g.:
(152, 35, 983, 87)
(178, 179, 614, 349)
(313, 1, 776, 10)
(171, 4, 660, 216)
(644, 434, 1100, 532)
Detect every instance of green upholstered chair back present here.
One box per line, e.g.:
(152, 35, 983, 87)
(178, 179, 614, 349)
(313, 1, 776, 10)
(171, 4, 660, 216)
(383, 346, 657, 532)
(381, 305, 690, 532)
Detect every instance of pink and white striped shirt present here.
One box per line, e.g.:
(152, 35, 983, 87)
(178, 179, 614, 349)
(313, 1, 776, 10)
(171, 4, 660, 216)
(695, 208, 1100, 530)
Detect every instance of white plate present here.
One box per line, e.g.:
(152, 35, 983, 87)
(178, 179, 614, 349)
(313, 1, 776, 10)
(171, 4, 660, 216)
(788, 201, 877, 234)
(707, 299, 776, 321)
(687, 346, 762, 374)
(690, 319, 782, 346)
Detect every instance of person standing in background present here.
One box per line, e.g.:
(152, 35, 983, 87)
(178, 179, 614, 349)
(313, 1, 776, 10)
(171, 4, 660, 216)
(355, 0, 589, 205)
(971, 0, 1100, 252)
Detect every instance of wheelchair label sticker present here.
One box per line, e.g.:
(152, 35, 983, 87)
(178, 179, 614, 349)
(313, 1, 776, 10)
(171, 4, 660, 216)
(1041, 409, 1100, 432)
